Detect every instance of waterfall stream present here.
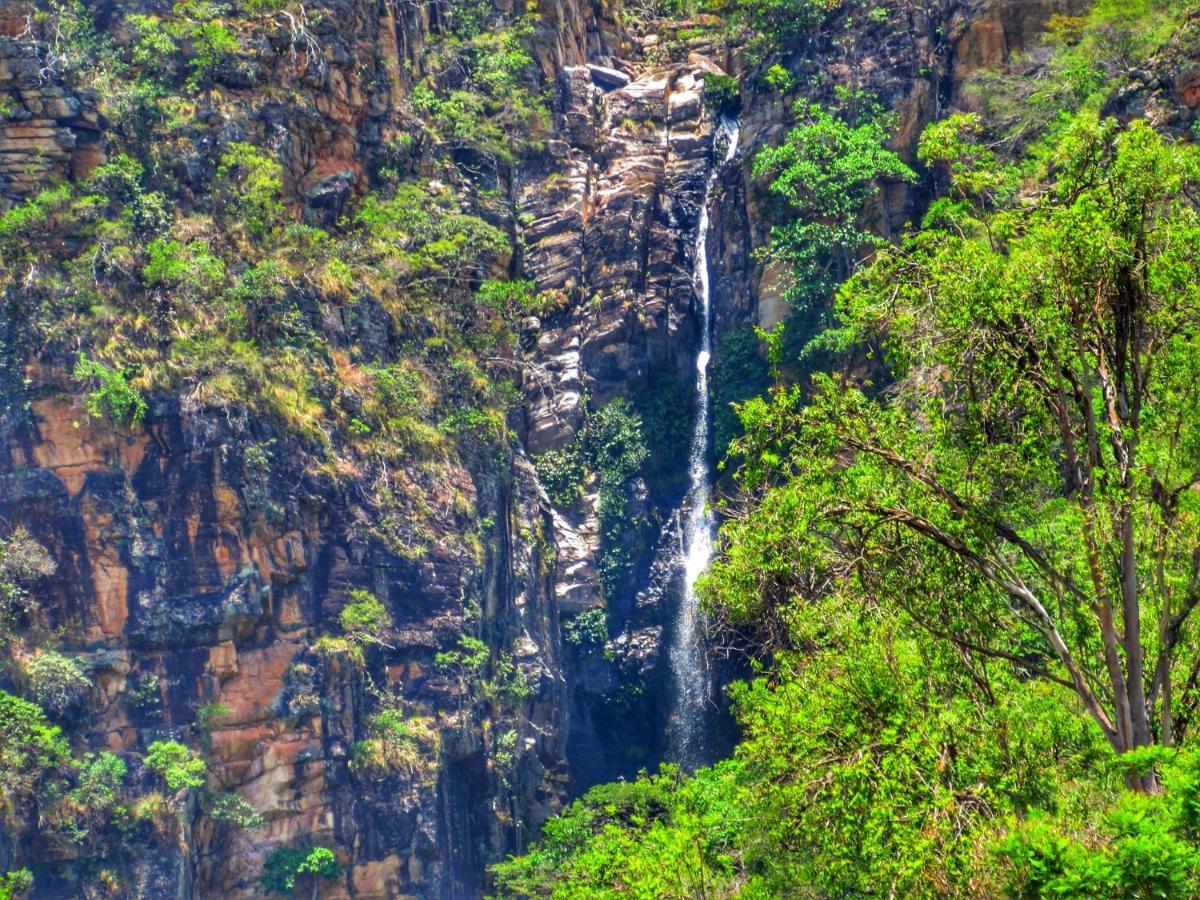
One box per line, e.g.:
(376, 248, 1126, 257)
(667, 115, 740, 768)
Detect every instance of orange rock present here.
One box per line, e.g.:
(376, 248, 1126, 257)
(216, 642, 299, 725)
(208, 641, 239, 681)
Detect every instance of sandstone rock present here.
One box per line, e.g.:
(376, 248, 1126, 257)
(587, 63, 631, 89)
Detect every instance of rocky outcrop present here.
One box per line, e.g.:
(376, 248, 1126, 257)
(0, 34, 105, 201)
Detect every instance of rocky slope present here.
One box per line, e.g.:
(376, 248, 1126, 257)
(0, 0, 1126, 896)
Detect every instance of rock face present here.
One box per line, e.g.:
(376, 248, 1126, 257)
(0, 34, 105, 201)
(0, 0, 1086, 896)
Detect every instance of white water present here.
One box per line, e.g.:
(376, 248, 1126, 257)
(668, 116, 740, 768)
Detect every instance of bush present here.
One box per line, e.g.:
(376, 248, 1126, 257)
(26, 652, 91, 715)
(262, 846, 341, 896)
(0, 528, 54, 622)
(0, 691, 71, 826)
(709, 328, 770, 463)
(586, 400, 649, 602)
(564, 608, 609, 649)
(216, 143, 285, 241)
(209, 792, 266, 829)
(339, 590, 390, 642)
(72, 751, 126, 813)
(351, 707, 437, 781)
(144, 740, 207, 793)
(535, 443, 586, 508)
(0, 869, 32, 900)
(72, 356, 148, 427)
(701, 73, 739, 112)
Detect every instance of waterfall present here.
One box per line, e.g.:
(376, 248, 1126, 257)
(667, 115, 740, 768)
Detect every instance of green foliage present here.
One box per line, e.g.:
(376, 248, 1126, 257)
(534, 443, 587, 509)
(261, 845, 340, 895)
(25, 652, 91, 715)
(729, 0, 840, 45)
(564, 608, 609, 649)
(493, 764, 741, 897)
(72, 356, 148, 427)
(631, 369, 693, 496)
(0, 691, 71, 827)
(126, 674, 163, 719)
(216, 142, 285, 242)
(0, 185, 72, 245)
(71, 752, 127, 814)
(143, 238, 225, 287)
(435, 635, 529, 708)
(435, 634, 490, 678)
(534, 399, 651, 599)
(314, 590, 392, 667)
(350, 706, 438, 781)
(752, 101, 915, 307)
(709, 327, 770, 465)
(144, 740, 207, 793)
(701, 73, 739, 112)
(498, 605, 1114, 896)
(0, 869, 32, 900)
(356, 182, 507, 279)
(339, 590, 390, 642)
(476, 279, 555, 320)
(586, 400, 650, 602)
(0, 528, 54, 627)
(964, 0, 1189, 154)
(209, 792, 266, 829)
(411, 17, 547, 161)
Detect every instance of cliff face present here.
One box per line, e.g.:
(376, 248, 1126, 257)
(0, 0, 1091, 896)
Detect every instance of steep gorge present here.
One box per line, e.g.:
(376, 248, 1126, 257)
(0, 0, 1124, 896)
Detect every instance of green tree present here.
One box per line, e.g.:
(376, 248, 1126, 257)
(752, 101, 914, 307)
(262, 845, 341, 897)
(719, 114, 1200, 787)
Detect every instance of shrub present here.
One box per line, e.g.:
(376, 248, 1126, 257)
(0, 185, 71, 244)
(0, 528, 54, 622)
(534, 443, 586, 508)
(26, 652, 91, 715)
(210, 792, 266, 829)
(142, 238, 225, 287)
(585, 400, 649, 602)
(144, 740, 207, 792)
(0, 869, 32, 900)
(710, 327, 771, 463)
(216, 143, 285, 241)
(339, 590, 390, 642)
(71, 751, 127, 813)
(702, 73, 739, 112)
(0, 691, 70, 826)
(564, 608, 609, 649)
(350, 707, 437, 780)
(262, 846, 341, 895)
(72, 356, 148, 427)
